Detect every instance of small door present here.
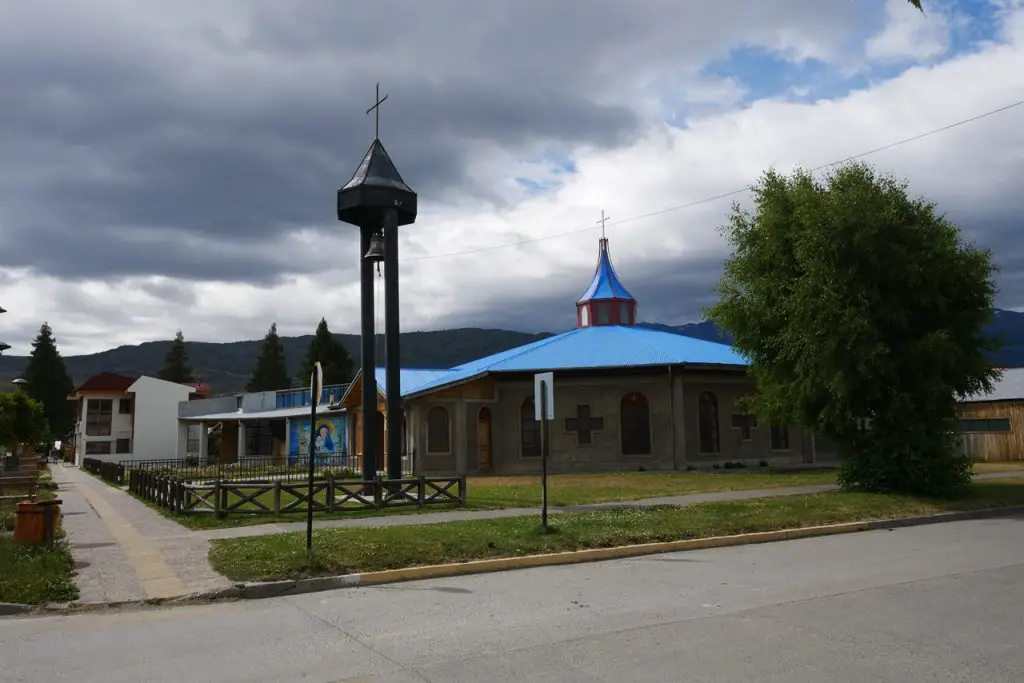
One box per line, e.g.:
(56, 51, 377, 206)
(477, 407, 493, 471)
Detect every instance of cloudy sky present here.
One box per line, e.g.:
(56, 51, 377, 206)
(1, 0, 1023, 356)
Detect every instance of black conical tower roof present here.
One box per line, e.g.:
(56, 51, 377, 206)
(337, 138, 418, 227)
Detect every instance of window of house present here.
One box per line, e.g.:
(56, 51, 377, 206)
(521, 398, 548, 458)
(427, 406, 450, 454)
(770, 425, 790, 450)
(85, 440, 112, 455)
(620, 392, 652, 455)
(730, 413, 758, 440)
(620, 303, 630, 325)
(597, 303, 610, 325)
(952, 418, 1011, 433)
(186, 424, 201, 454)
(116, 437, 132, 454)
(119, 399, 133, 414)
(244, 420, 274, 457)
(86, 399, 113, 436)
(698, 392, 720, 454)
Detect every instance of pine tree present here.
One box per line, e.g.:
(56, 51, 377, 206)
(158, 330, 196, 384)
(22, 322, 75, 440)
(296, 318, 354, 387)
(246, 323, 290, 392)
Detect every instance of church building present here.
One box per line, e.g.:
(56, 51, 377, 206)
(340, 235, 834, 475)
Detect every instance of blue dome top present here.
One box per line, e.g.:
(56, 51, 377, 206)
(577, 238, 636, 303)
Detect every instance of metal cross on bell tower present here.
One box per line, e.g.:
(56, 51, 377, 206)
(337, 83, 418, 483)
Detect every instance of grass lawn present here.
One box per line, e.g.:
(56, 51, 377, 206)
(0, 479, 79, 606)
(208, 477, 1024, 583)
(0, 535, 78, 605)
(155, 468, 841, 531)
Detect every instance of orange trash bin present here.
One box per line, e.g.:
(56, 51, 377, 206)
(13, 499, 62, 544)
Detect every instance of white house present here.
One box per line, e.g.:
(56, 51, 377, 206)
(70, 372, 197, 465)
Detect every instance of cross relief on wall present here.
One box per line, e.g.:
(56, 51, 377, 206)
(730, 412, 758, 440)
(565, 405, 604, 445)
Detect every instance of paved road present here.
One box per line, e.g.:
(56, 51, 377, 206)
(3, 514, 1023, 682)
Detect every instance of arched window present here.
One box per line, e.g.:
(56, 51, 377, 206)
(426, 406, 450, 454)
(521, 398, 548, 458)
(620, 392, 651, 455)
(597, 303, 610, 325)
(698, 392, 720, 454)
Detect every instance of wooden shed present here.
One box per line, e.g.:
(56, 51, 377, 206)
(956, 368, 1024, 462)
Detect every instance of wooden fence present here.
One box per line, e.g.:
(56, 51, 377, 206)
(128, 468, 467, 516)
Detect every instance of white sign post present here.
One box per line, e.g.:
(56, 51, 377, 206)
(534, 372, 554, 530)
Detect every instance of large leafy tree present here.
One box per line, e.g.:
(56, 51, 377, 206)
(297, 318, 354, 387)
(247, 323, 290, 392)
(708, 162, 999, 498)
(22, 322, 75, 440)
(158, 330, 196, 384)
(0, 390, 49, 448)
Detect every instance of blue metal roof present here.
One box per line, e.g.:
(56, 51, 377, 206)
(371, 368, 453, 397)
(387, 325, 747, 398)
(577, 238, 635, 303)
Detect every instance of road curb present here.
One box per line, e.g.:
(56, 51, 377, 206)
(0, 602, 33, 616)
(10, 503, 1023, 617)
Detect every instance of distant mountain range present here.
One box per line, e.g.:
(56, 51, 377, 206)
(3, 310, 1023, 395)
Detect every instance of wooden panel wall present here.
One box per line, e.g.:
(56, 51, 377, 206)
(956, 401, 1024, 462)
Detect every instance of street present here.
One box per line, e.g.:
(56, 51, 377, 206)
(3, 515, 1023, 682)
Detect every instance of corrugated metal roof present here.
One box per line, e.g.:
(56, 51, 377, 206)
(398, 325, 746, 398)
(962, 367, 1024, 402)
(577, 238, 636, 302)
(372, 368, 454, 396)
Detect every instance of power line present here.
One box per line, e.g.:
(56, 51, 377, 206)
(405, 97, 1024, 263)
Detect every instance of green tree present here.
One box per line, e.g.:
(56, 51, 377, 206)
(158, 330, 196, 384)
(0, 390, 49, 448)
(297, 318, 354, 387)
(707, 162, 999, 498)
(246, 323, 290, 392)
(22, 322, 75, 440)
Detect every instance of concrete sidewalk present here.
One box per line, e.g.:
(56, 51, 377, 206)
(52, 465, 230, 604)
(197, 482, 840, 540)
(195, 470, 1024, 540)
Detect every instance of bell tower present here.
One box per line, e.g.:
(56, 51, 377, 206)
(337, 83, 417, 482)
(576, 211, 637, 328)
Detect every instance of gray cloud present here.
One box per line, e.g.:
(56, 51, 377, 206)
(0, 0, 868, 283)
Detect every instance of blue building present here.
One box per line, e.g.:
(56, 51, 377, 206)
(341, 235, 834, 475)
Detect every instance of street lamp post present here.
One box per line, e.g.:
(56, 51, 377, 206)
(1, 305, 9, 357)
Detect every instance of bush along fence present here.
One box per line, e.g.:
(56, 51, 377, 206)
(128, 470, 467, 517)
(82, 458, 126, 485)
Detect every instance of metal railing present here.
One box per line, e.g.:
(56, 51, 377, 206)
(118, 451, 416, 485)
